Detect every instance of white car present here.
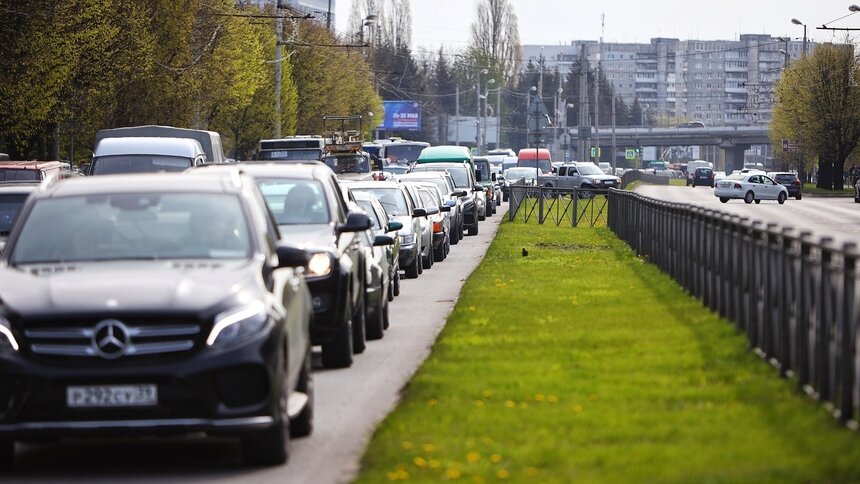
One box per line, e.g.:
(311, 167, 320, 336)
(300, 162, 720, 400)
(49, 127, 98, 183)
(714, 173, 789, 204)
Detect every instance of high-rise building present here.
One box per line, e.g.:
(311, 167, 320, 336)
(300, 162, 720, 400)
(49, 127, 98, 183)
(521, 35, 814, 126)
(287, 0, 336, 27)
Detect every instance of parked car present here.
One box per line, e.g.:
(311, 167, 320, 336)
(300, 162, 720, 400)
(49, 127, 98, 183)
(691, 167, 715, 187)
(714, 173, 789, 204)
(409, 183, 451, 262)
(341, 189, 394, 342)
(410, 162, 481, 236)
(416, 147, 485, 221)
(473, 157, 496, 217)
(394, 172, 462, 246)
(197, 163, 372, 368)
(0, 172, 314, 467)
(0, 183, 38, 254)
(353, 191, 402, 300)
(685, 160, 713, 186)
(348, 181, 427, 278)
(401, 183, 439, 271)
(0, 161, 66, 182)
(767, 172, 803, 200)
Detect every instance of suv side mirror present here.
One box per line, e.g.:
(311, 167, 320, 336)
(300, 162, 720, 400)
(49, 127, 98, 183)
(472, 185, 484, 192)
(491, 173, 497, 181)
(452, 190, 467, 197)
(373, 235, 395, 246)
(337, 212, 372, 234)
(425, 206, 440, 215)
(439, 205, 451, 213)
(386, 221, 403, 232)
(412, 208, 427, 218)
(276, 245, 311, 268)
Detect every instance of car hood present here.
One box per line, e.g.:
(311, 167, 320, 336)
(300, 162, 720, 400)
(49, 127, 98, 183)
(584, 174, 621, 182)
(0, 260, 260, 316)
(279, 223, 336, 249)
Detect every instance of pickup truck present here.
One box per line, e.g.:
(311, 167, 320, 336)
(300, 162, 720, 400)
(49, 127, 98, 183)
(537, 162, 622, 192)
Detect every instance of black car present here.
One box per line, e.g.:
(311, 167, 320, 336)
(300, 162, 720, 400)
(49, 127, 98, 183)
(199, 163, 372, 368)
(0, 183, 38, 254)
(691, 167, 714, 187)
(0, 173, 314, 467)
(770, 172, 803, 200)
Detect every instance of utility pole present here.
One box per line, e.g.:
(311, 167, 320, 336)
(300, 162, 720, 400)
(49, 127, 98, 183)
(455, 85, 460, 146)
(476, 71, 482, 153)
(538, 49, 545, 98)
(326, 0, 332, 30)
(577, 44, 590, 162)
(496, 81, 502, 148)
(594, 13, 603, 163)
(611, 95, 617, 172)
(273, 0, 283, 138)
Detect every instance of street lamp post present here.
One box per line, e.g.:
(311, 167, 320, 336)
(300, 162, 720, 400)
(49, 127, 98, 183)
(791, 18, 807, 56)
(476, 69, 488, 154)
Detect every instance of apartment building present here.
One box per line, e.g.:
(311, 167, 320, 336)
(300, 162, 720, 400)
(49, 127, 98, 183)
(522, 35, 812, 126)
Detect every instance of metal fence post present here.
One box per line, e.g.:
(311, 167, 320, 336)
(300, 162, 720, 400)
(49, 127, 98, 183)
(840, 242, 858, 423)
(797, 231, 813, 392)
(818, 237, 835, 403)
(779, 227, 796, 377)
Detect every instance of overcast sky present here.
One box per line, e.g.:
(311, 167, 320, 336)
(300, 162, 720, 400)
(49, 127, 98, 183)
(337, 0, 856, 55)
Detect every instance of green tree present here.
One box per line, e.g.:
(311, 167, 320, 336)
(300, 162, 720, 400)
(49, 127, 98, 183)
(771, 43, 860, 189)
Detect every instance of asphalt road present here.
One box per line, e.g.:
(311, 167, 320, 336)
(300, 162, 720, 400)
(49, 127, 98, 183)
(636, 185, 860, 246)
(4, 204, 506, 483)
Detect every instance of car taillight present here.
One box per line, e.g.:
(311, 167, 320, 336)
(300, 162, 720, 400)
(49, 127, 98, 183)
(709, 173, 714, 179)
(433, 221, 443, 233)
(734, 183, 743, 189)
(793, 180, 801, 185)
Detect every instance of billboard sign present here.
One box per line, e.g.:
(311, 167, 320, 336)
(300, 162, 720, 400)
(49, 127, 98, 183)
(380, 101, 421, 131)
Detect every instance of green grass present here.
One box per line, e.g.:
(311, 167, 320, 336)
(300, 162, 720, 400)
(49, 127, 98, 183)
(804, 187, 853, 197)
(669, 178, 686, 186)
(356, 219, 860, 483)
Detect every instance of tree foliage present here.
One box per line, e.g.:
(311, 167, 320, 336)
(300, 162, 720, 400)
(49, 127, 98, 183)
(0, 1, 381, 161)
(466, 0, 521, 88)
(771, 43, 860, 189)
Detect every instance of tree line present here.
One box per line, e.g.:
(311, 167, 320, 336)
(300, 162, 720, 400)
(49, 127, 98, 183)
(0, 0, 382, 161)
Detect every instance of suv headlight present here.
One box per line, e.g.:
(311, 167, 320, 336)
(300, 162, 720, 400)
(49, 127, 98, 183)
(0, 316, 19, 352)
(207, 301, 268, 348)
(307, 252, 333, 277)
(400, 233, 415, 245)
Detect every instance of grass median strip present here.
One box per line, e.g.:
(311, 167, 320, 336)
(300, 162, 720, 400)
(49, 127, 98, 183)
(357, 219, 860, 482)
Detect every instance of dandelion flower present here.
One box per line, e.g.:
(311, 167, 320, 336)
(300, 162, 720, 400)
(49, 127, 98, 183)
(467, 451, 481, 463)
(490, 454, 503, 463)
(446, 468, 462, 479)
(496, 469, 510, 479)
(413, 457, 427, 468)
(402, 441, 414, 450)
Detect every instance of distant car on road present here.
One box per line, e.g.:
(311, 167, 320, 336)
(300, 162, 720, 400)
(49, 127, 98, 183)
(767, 172, 803, 200)
(691, 167, 715, 188)
(714, 173, 789, 204)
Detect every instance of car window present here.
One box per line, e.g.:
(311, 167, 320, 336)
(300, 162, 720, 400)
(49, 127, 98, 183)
(418, 190, 437, 208)
(0, 169, 40, 181)
(257, 179, 330, 225)
(356, 199, 381, 229)
(352, 188, 409, 216)
(11, 193, 252, 263)
(0, 194, 30, 233)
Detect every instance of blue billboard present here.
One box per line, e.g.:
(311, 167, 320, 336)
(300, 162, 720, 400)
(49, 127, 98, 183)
(379, 101, 421, 131)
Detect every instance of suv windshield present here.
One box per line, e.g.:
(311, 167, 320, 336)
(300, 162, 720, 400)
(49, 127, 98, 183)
(92, 155, 192, 175)
(352, 188, 409, 216)
(11, 193, 251, 263)
(406, 177, 449, 196)
(257, 179, 330, 225)
(323, 154, 370, 174)
(0, 194, 29, 233)
(385, 144, 427, 163)
(259, 149, 322, 161)
(0, 169, 39, 182)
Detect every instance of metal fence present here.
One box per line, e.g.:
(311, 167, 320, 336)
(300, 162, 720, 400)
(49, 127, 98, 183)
(608, 188, 860, 425)
(507, 185, 608, 227)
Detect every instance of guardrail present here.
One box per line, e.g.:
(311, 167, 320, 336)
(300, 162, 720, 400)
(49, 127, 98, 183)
(621, 170, 671, 187)
(607, 188, 860, 425)
(508, 185, 608, 227)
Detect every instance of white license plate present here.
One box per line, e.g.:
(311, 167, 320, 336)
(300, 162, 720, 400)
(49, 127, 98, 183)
(67, 384, 158, 408)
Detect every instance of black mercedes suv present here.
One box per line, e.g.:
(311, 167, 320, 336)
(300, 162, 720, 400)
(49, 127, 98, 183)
(0, 173, 314, 468)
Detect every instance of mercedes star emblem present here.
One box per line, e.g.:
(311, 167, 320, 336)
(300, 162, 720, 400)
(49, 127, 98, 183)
(91, 320, 131, 359)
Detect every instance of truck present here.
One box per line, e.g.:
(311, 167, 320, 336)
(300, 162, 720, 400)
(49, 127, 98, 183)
(93, 125, 226, 164)
(321, 116, 376, 181)
(257, 136, 326, 161)
(537, 162, 622, 193)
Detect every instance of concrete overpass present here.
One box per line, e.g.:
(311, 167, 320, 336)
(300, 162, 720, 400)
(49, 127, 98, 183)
(564, 125, 772, 171)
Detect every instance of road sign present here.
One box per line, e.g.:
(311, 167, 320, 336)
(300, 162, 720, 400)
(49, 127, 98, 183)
(527, 95, 550, 133)
(590, 147, 602, 158)
(625, 149, 636, 160)
(782, 139, 801, 152)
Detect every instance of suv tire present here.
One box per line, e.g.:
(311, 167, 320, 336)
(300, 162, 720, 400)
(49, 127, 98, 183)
(352, 295, 366, 354)
(366, 297, 385, 340)
(467, 222, 479, 236)
(405, 254, 420, 278)
(242, 367, 290, 466)
(290, 350, 314, 438)
(0, 440, 13, 470)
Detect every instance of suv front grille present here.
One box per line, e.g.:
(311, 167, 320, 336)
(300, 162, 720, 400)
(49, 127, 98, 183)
(23, 321, 201, 359)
